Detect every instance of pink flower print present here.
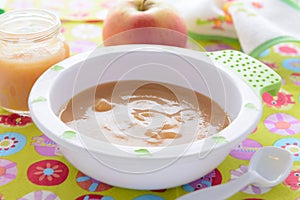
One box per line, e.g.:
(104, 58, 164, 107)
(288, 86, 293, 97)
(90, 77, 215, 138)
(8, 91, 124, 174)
(27, 160, 69, 186)
(274, 44, 300, 56)
(0, 159, 17, 186)
(18, 190, 60, 200)
(264, 113, 300, 135)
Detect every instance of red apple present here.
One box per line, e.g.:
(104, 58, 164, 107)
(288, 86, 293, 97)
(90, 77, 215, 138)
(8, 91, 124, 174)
(102, 0, 188, 47)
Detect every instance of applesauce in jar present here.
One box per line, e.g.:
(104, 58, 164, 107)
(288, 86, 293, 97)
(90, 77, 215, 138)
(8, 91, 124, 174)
(0, 9, 69, 113)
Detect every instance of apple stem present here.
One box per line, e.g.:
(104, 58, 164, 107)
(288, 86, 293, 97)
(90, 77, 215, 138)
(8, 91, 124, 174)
(139, 0, 147, 11)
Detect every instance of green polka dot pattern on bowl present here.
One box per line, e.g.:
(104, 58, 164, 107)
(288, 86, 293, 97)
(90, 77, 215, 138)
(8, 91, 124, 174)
(62, 131, 77, 140)
(134, 148, 152, 156)
(207, 50, 282, 97)
(51, 65, 64, 71)
(30, 96, 47, 104)
(212, 135, 228, 144)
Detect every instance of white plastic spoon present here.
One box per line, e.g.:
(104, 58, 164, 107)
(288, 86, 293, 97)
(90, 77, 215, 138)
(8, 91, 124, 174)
(177, 146, 293, 200)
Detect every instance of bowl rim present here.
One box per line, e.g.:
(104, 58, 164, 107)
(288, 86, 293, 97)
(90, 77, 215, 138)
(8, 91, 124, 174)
(28, 44, 262, 159)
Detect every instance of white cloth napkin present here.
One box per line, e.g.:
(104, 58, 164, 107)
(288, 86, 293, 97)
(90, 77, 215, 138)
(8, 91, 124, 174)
(172, 0, 300, 54)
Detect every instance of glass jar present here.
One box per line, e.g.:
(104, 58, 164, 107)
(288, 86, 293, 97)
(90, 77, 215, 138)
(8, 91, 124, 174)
(0, 9, 69, 114)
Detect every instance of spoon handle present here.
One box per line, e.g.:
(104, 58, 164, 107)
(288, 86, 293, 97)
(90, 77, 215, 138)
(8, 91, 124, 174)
(177, 172, 256, 200)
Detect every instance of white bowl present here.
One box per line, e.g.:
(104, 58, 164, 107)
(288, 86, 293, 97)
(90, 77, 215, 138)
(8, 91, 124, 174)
(29, 44, 280, 190)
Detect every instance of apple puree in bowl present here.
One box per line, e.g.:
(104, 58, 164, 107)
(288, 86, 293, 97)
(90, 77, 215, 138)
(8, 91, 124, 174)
(59, 81, 230, 147)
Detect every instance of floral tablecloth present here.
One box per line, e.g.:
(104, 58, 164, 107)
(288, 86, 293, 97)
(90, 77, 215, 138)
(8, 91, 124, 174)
(1, 0, 300, 200)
